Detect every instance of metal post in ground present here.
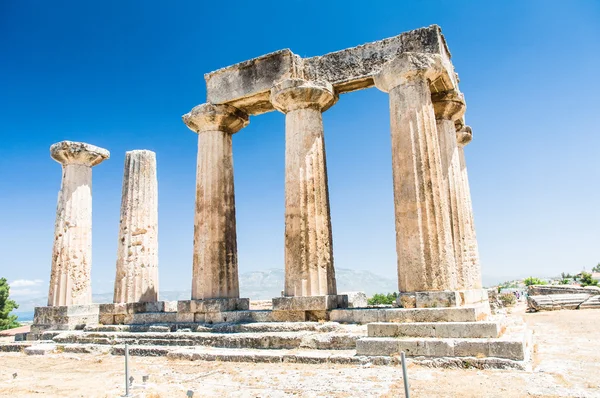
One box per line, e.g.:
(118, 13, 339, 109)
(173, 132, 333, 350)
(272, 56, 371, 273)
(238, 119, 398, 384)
(401, 351, 410, 398)
(124, 343, 130, 397)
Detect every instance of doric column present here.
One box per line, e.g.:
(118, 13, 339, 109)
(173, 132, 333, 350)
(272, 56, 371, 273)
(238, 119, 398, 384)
(113, 150, 159, 303)
(432, 90, 467, 289)
(182, 103, 248, 300)
(374, 53, 456, 293)
(455, 122, 482, 289)
(270, 79, 338, 297)
(48, 141, 109, 307)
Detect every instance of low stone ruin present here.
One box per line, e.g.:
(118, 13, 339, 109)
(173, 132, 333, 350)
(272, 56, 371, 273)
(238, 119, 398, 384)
(527, 285, 600, 311)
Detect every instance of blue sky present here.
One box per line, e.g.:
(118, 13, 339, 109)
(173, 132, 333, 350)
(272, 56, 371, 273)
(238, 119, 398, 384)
(1, 1, 599, 300)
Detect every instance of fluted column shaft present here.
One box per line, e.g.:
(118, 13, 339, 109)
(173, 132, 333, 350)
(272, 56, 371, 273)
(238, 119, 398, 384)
(375, 53, 456, 293)
(48, 141, 109, 307)
(114, 150, 159, 303)
(271, 79, 337, 297)
(183, 103, 248, 300)
(456, 125, 482, 289)
(433, 91, 467, 289)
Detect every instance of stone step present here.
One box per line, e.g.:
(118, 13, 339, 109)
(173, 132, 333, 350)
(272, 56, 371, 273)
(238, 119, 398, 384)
(51, 330, 359, 350)
(355, 334, 528, 361)
(85, 321, 352, 334)
(329, 305, 488, 324)
(367, 322, 501, 338)
(47, 343, 526, 370)
(580, 295, 600, 309)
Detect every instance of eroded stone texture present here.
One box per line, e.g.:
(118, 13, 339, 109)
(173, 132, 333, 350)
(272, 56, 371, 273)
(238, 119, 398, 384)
(270, 79, 337, 297)
(205, 25, 457, 115)
(433, 90, 466, 289)
(48, 141, 109, 307)
(455, 124, 482, 289)
(113, 150, 159, 303)
(374, 53, 456, 293)
(182, 103, 248, 299)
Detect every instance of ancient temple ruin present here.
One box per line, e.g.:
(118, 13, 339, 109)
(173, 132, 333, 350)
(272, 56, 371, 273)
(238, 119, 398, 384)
(28, 25, 529, 366)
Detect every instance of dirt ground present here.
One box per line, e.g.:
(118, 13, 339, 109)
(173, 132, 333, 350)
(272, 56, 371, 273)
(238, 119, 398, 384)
(1, 306, 599, 398)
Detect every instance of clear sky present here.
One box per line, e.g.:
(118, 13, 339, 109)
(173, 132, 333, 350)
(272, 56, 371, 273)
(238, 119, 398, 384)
(1, 1, 599, 300)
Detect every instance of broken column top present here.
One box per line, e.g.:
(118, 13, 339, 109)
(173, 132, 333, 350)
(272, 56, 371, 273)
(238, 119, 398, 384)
(50, 141, 110, 166)
(204, 25, 458, 115)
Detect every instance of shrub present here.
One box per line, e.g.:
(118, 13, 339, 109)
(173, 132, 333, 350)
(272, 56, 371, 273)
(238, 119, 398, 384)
(524, 277, 546, 286)
(499, 293, 516, 307)
(559, 279, 570, 285)
(579, 272, 599, 287)
(368, 292, 398, 305)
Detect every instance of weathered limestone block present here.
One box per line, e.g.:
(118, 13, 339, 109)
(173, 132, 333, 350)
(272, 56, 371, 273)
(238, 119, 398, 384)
(182, 104, 249, 300)
(455, 123, 482, 289)
(433, 90, 466, 289)
(48, 141, 109, 307)
(374, 53, 456, 293)
(114, 150, 159, 303)
(205, 25, 457, 115)
(30, 304, 100, 338)
(270, 79, 338, 297)
(272, 295, 348, 311)
(342, 291, 368, 308)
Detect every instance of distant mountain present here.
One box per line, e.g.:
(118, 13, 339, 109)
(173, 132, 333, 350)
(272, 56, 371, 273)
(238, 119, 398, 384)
(14, 268, 397, 312)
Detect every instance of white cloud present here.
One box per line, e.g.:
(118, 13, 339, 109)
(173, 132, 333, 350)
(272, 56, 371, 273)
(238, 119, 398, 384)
(10, 279, 44, 288)
(10, 288, 42, 297)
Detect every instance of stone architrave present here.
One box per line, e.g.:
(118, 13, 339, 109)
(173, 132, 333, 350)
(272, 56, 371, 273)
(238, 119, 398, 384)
(270, 78, 338, 297)
(455, 123, 482, 289)
(374, 53, 457, 293)
(113, 150, 159, 303)
(182, 103, 248, 300)
(432, 90, 467, 289)
(47, 141, 109, 307)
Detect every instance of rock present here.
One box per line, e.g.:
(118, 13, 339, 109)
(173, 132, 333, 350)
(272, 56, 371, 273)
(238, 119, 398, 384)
(342, 292, 368, 308)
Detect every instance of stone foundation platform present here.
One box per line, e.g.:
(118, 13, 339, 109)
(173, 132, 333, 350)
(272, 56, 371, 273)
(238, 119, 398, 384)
(18, 303, 530, 368)
(397, 289, 489, 309)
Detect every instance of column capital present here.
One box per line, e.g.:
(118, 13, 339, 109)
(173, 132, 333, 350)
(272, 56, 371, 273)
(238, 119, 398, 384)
(50, 141, 110, 167)
(456, 125, 473, 146)
(432, 90, 466, 121)
(183, 103, 249, 135)
(374, 52, 444, 93)
(270, 78, 337, 113)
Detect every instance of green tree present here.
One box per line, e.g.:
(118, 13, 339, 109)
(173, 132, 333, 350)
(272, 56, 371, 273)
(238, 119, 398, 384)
(368, 292, 398, 305)
(580, 272, 599, 287)
(523, 277, 546, 286)
(592, 263, 600, 273)
(0, 278, 20, 330)
(559, 279, 570, 285)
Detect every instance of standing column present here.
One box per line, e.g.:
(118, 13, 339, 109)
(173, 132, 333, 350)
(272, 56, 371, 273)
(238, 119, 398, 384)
(374, 53, 456, 293)
(114, 150, 159, 303)
(456, 122, 482, 289)
(48, 141, 109, 307)
(270, 79, 338, 297)
(432, 90, 467, 289)
(182, 103, 248, 300)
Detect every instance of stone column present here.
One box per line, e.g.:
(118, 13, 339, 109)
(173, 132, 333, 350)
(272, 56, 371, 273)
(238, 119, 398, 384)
(456, 122, 482, 289)
(48, 141, 109, 307)
(113, 150, 159, 303)
(432, 90, 467, 289)
(270, 78, 338, 297)
(182, 103, 248, 300)
(374, 53, 456, 293)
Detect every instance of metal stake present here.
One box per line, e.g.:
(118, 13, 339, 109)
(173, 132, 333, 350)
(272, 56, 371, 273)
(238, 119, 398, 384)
(124, 343, 130, 397)
(401, 351, 410, 398)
